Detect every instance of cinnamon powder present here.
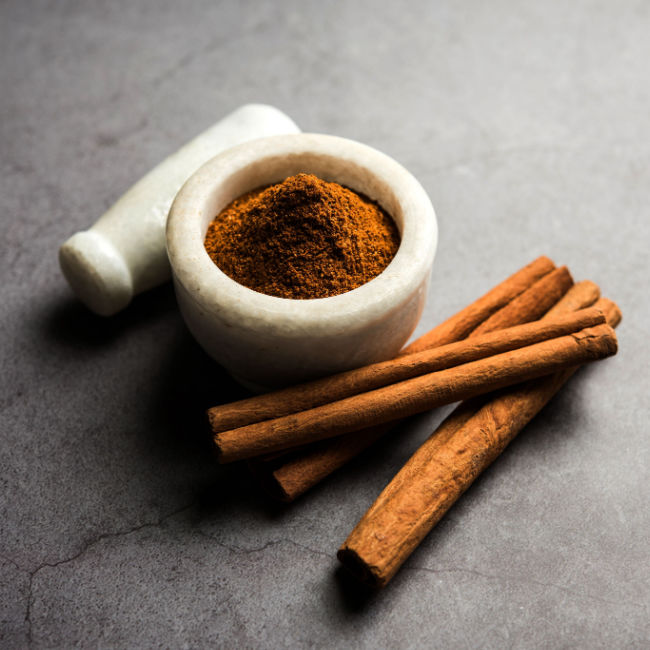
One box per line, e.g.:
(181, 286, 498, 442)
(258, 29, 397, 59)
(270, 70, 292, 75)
(203, 173, 400, 299)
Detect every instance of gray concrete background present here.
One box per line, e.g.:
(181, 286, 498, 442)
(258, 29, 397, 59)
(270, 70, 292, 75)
(2, 1, 649, 647)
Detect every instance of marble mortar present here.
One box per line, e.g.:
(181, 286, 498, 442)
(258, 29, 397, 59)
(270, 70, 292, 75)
(166, 133, 438, 389)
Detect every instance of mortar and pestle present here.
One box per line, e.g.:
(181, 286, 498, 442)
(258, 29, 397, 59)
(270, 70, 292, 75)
(59, 104, 437, 389)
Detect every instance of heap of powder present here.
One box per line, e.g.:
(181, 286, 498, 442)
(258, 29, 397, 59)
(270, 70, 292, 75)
(204, 173, 400, 299)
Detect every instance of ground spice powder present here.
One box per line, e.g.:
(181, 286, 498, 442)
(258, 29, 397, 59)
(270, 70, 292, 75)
(204, 173, 400, 299)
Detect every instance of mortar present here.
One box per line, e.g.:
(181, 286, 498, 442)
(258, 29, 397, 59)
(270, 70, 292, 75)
(166, 133, 437, 390)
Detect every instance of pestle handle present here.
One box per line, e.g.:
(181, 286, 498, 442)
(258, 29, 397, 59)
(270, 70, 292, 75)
(59, 104, 300, 316)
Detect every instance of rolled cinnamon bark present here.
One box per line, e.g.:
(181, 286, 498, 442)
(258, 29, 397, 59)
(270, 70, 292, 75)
(214, 324, 617, 463)
(246, 422, 405, 502)
(209, 307, 603, 434)
(470, 266, 573, 336)
(247, 423, 394, 501)
(337, 295, 621, 588)
(544, 280, 600, 317)
(252, 278, 597, 502)
(401, 255, 555, 354)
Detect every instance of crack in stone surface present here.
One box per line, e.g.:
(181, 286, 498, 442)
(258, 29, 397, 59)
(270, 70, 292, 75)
(196, 529, 333, 561)
(0, 552, 28, 573)
(405, 564, 646, 611)
(22, 501, 195, 646)
(20, 505, 334, 646)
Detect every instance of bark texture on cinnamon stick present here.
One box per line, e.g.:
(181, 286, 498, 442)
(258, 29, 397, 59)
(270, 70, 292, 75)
(247, 423, 394, 501)
(337, 288, 620, 589)
(469, 266, 573, 336)
(545, 280, 600, 318)
(401, 255, 555, 354)
(251, 261, 578, 501)
(209, 307, 602, 434)
(214, 324, 616, 462)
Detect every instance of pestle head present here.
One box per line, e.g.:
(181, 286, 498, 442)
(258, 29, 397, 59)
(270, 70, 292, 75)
(59, 231, 134, 316)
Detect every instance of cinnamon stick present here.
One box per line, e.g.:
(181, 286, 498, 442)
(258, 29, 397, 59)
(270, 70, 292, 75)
(544, 279, 600, 317)
(214, 324, 617, 462)
(401, 255, 555, 354)
(337, 294, 621, 588)
(252, 276, 592, 502)
(469, 266, 573, 336)
(248, 423, 394, 501)
(209, 307, 602, 434)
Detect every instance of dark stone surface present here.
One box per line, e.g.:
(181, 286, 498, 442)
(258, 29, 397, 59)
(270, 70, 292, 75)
(1, 1, 648, 647)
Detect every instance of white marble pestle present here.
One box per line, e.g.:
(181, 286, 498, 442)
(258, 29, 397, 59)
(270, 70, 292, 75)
(59, 104, 300, 316)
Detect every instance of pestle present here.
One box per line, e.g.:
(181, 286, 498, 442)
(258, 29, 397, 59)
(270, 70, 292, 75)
(59, 104, 300, 316)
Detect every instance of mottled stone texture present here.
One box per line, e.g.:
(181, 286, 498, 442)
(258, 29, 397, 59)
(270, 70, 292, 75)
(1, 1, 649, 647)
